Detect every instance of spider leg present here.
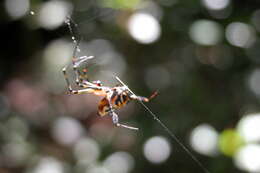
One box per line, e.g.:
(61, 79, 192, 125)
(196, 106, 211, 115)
(72, 56, 103, 88)
(130, 91, 158, 102)
(75, 68, 90, 88)
(72, 56, 90, 87)
(105, 98, 138, 130)
(110, 111, 139, 130)
(62, 65, 73, 92)
(62, 66, 102, 94)
(98, 98, 138, 130)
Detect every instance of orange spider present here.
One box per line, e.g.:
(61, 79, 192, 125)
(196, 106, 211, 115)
(62, 55, 157, 130)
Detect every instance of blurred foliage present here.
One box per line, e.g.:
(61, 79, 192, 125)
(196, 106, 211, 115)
(1, 0, 260, 173)
(219, 129, 244, 157)
(98, 0, 140, 9)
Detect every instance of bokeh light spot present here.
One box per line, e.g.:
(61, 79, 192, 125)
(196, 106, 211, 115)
(237, 113, 260, 143)
(234, 144, 260, 172)
(103, 152, 134, 173)
(4, 0, 29, 19)
(3, 139, 32, 167)
(43, 39, 73, 93)
(32, 157, 64, 173)
(225, 22, 256, 48)
(74, 137, 100, 164)
(43, 40, 72, 67)
(52, 117, 84, 146)
(7, 117, 29, 139)
(37, 1, 72, 30)
(202, 0, 230, 10)
(143, 136, 171, 164)
(88, 165, 109, 173)
(128, 13, 161, 44)
(189, 20, 223, 46)
(190, 124, 219, 156)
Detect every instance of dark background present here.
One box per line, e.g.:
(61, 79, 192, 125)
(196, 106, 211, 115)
(1, 0, 260, 173)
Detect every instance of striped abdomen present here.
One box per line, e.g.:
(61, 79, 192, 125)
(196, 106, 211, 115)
(98, 91, 131, 116)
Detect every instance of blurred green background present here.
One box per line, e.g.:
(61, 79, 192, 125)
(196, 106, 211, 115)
(1, 0, 260, 172)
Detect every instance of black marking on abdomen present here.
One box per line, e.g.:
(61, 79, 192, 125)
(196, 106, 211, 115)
(115, 95, 122, 106)
(122, 94, 129, 104)
(111, 89, 118, 100)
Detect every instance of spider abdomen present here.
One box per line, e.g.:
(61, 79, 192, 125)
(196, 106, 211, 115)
(98, 91, 131, 116)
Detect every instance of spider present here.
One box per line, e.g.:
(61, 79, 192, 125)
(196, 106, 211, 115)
(62, 55, 157, 130)
(62, 18, 157, 130)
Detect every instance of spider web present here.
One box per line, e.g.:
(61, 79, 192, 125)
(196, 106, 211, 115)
(65, 3, 119, 84)
(68, 3, 211, 173)
(115, 76, 211, 173)
(69, 0, 118, 40)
